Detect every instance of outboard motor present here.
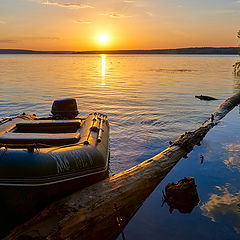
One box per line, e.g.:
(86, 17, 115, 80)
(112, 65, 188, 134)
(51, 98, 79, 119)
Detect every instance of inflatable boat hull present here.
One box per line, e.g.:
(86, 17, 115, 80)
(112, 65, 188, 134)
(0, 112, 110, 236)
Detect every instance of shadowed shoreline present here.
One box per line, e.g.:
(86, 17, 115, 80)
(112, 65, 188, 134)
(0, 47, 239, 55)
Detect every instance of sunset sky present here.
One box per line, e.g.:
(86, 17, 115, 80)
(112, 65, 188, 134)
(0, 0, 240, 51)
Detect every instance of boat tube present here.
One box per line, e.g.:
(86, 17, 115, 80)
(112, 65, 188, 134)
(0, 98, 110, 234)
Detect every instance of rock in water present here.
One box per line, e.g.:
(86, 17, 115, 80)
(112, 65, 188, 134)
(195, 95, 218, 101)
(164, 177, 200, 213)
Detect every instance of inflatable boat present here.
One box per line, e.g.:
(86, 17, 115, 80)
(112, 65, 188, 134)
(0, 99, 110, 230)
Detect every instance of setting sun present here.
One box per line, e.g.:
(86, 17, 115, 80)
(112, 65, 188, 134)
(98, 34, 109, 44)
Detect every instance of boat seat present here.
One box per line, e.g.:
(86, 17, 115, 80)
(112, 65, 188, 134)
(15, 121, 81, 133)
(0, 132, 81, 146)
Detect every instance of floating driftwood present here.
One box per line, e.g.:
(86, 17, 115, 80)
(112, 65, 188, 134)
(195, 95, 218, 101)
(4, 92, 240, 240)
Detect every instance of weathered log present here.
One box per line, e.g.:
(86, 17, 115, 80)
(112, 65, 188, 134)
(4, 92, 240, 240)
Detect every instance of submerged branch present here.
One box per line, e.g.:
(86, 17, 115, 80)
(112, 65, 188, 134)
(4, 92, 240, 240)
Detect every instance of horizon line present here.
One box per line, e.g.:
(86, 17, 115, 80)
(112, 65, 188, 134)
(0, 47, 239, 55)
(0, 46, 239, 52)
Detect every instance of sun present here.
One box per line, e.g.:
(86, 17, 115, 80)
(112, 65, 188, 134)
(98, 34, 109, 44)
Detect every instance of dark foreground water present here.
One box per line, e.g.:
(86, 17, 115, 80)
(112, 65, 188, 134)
(120, 108, 240, 240)
(0, 54, 239, 239)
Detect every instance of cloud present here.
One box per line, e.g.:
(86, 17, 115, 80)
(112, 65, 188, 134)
(208, 9, 240, 15)
(0, 20, 6, 24)
(145, 11, 153, 16)
(0, 36, 60, 44)
(31, 37, 60, 40)
(75, 20, 92, 24)
(200, 185, 240, 234)
(224, 144, 240, 171)
(101, 12, 132, 18)
(42, 0, 93, 8)
(123, 0, 136, 3)
(0, 39, 17, 43)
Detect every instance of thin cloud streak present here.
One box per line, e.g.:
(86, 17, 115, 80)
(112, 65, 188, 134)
(100, 12, 132, 18)
(42, 0, 93, 8)
(213, 9, 240, 14)
(0, 20, 6, 24)
(123, 0, 136, 3)
(75, 20, 92, 24)
(0, 37, 59, 43)
(0, 39, 17, 43)
(27, 37, 60, 40)
(146, 11, 153, 16)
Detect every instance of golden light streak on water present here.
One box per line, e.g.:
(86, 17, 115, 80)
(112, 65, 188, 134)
(101, 54, 106, 87)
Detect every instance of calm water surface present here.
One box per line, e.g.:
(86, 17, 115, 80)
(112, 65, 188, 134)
(0, 54, 239, 239)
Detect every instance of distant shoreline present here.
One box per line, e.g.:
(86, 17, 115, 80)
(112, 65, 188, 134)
(0, 47, 239, 55)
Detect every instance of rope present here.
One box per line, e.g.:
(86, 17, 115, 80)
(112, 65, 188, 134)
(0, 114, 36, 126)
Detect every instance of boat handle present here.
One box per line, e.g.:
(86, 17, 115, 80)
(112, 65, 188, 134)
(97, 119, 104, 143)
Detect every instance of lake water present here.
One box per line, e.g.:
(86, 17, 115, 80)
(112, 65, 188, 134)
(0, 54, 239, 239)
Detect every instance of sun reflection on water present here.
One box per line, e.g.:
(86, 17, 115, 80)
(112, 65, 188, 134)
(101, 54, 106, 87)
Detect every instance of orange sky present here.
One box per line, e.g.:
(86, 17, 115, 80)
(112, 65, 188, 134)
(0, 0, 239, 51)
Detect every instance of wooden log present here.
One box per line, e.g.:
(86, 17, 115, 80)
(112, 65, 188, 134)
(4, 92, 240, 240)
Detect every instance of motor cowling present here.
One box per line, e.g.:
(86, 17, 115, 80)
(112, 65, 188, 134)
(51, 98, 79, 119)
